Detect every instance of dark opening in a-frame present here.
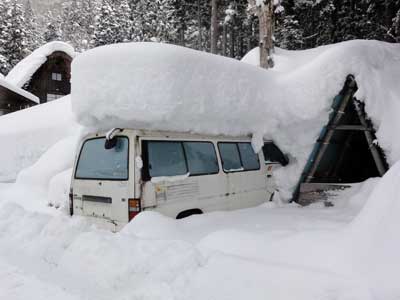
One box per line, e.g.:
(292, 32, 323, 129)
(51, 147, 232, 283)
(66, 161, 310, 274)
(295, 75, 388, 204)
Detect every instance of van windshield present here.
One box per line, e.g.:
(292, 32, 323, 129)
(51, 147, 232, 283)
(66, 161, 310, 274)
(75, 137, 129, 180)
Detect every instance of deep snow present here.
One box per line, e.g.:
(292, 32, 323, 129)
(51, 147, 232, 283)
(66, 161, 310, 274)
(1, 40, 400, 299)
(0, 177, 391, 300)
(71, 41, 400, 199)
(0, 96, 81, 182)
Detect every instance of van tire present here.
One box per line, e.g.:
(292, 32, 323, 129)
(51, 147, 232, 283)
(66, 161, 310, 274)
(176, 209, 203, 219)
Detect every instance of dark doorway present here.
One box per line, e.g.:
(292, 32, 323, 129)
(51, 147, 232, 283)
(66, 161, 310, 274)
(295, 75, 388, 204)
(311, 100, 382, 183)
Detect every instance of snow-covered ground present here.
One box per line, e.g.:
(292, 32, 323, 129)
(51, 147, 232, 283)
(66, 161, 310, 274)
(0, 176, 393, 300)
(1, 40, 400, 299)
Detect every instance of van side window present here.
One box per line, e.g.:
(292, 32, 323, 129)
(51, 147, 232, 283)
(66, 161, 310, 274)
(218, 143, 242, 172)
(238, 143, 260, 171)
(147, 141, 188, 177)
(183, 142, 219, 175)
(262, 142, 288, 166)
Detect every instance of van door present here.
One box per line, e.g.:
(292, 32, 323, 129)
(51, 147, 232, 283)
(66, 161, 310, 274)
(72, 136, 133, 225)
(218, 142, 268, 210)
(140, 139, 228, 217)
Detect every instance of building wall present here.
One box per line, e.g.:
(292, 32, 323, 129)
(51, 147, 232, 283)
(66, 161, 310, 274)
(26, 51, 72, 104)
(0, 85, 36, 115)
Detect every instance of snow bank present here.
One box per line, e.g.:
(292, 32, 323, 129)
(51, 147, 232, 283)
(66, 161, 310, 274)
(0, 96, 81, 182)
(0, 181, 385, 300)
(16, 136, 78, 188)
(0, 76, 39, 103)
(349, 161, 400, 295)
(5, 41, 76, 88)
(71, 40, 400, 197)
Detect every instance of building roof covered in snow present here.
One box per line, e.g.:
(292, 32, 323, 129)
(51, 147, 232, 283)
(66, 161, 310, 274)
(0, 76, 39, 104)
(5, 41, 76, 88)
(0, 76, 39, 117)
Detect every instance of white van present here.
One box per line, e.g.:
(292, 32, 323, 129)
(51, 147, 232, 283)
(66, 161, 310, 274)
(70, 128, 288, 231)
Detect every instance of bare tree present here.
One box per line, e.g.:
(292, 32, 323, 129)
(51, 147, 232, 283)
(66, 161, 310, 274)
(210, 0, 218, 54)
(248, 0, 274, 69)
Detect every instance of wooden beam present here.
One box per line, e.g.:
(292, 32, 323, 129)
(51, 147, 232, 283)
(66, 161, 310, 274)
(305, 75, 358, 183)
(328, 125, 373, 131)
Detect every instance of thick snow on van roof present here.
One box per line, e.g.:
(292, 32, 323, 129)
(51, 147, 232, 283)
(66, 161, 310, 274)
(71, 41, 400, 197)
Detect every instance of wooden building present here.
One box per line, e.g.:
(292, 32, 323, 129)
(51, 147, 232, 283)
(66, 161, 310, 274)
(25, 51, 72, 103)
(0, 42, 75, 116)
(295, 75, 388, 205)
(0, 78, 38, 116)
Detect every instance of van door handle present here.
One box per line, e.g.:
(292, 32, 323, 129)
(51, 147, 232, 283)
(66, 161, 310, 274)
(267, 175, 272, 178)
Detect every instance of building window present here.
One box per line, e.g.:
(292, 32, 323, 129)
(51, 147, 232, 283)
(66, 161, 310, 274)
(51, 72, 62, 81)
(47, 93, 63, 101)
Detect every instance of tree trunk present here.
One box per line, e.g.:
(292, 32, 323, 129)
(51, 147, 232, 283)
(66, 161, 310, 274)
(222, 23, 227, 56)
(246, 17, 253, 52)
(197, 0, 202, 50)
(230, 15, 235, 57)
(210, 0, 218, 54)
(258, 1, 274, 69)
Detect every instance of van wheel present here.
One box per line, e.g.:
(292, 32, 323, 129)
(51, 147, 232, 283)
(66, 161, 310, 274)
(176, 209, 203, 219)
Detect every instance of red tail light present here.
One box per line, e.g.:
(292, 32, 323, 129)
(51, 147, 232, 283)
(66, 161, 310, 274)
(69, 189, 74, 216)
(128, 198, 141, 221)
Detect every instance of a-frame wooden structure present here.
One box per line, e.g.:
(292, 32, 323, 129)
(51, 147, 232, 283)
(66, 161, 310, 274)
(295, 75, 388, 205)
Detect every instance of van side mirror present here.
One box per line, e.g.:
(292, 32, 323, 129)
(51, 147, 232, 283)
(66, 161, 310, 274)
(280, 154, 289, 166)
(104, 128, 123, 149)
(262, 142, 290, 167)
(105, 137, 117, 149)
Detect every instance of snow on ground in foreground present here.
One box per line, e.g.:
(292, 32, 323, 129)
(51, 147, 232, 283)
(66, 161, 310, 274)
(71, 41, 400, 198)
(0, 176, 394, 300)
(0, 96, 81, 182)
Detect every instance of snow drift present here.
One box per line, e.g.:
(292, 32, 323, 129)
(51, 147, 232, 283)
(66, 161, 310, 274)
(349, 160, 400, 295)
(0, 180, 384, 300)
(6, 41, 76, 88)
(71, 41, 400, 197)
(0, 96, 81, 182)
